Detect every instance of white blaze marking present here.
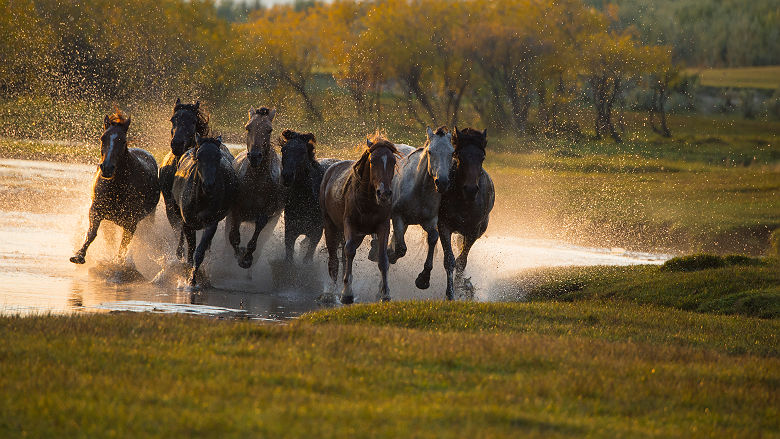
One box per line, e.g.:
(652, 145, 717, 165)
(105, 133, 118, 165)
(382, 155, 388, 170)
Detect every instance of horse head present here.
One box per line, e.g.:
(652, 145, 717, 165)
(99, 110, 131, 180)
(424, 126, 454, 193)
(245, 106, 276, 168)
(354, 137, 399, 206)
(170, 98, 208, 157)
(280, 129, 316, 187)
(452, 126, 487, 202)
(194, 134, 223, 196)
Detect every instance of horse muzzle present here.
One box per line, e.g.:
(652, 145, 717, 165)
(99, 164, 115, 180)
(376, 189, 393, 205)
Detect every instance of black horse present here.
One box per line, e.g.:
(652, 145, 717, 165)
(279, 129, 338, 263)
(438, 127, 495, 300)
(171, 135, 239, 287)
(71, 111, 159, 265)
(159, 99, 230, 258)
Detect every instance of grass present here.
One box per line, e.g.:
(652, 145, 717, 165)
(0, 298, 777, 438)
(508, 257, 779, 319)
(689, 66, 780, 90)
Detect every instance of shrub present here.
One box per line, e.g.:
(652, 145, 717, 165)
(661, 254, 726, 272)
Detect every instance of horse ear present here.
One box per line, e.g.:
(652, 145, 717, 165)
(175, 98, 181, 106)
(268, 109, 276, 121)
(282, 129, 295, 140)
(194, 101, 200, 109)
(121, 115, 131, 131)
(304, 133, 316, 144)
(195, 133, 201, 145)
(426, 126, 434, 140)
(104, 115, 110, 130)
(366, 138, 373, 148)
(216, 135, 222, 143)
(248, 106, 255, 117)
(483, 128, 488, 138)
(446, 132, 452, 141)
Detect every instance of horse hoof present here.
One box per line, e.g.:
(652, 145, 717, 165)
(415, 273, 430, 290)
(340, 295, 354, 305)
(70, 255, 86, 264)
(317, 293, 337, 304)
(238, 256, 253, 269)
(380, 296, 391, 303)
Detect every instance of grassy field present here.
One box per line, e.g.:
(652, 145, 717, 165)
(690, 66, 780, 90)
(2, 295, 777, 437)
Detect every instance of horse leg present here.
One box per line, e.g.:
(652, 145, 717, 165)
(455, 233, 477, 280)
(183, 225, 196, 266)
(303, 227, 323, 264)
(239, 214, 268, 269)
(415, 218, 439, 290)
(387, 215, 407, 264)
(70, 208, 101, 264)
(322, 218, 340, 301)
(367, 233, 379, 262)
(190, 222, 218, 286)
(377, 221, 391, 302)
(438, 222, 456, 300)
(341, 227, 364, 304)
(175, 228, 186, 260)
(117, 223, 137, 261)
(227, 213, 242, 259)
(284, 221, 297, 264)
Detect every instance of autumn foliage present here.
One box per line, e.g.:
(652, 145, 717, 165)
(2, 0, 675, 140)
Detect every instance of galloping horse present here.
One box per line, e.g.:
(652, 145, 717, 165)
(159, 99, 213, 258)
(438, 127, 495, 300)
(386, 126, 453, 290)
(279, 129, 338, 263)
(70, 111, 159, 265)
(320, 136, 399, 303)
(171, 135, 238, 287)
(227, 107, 284, 268)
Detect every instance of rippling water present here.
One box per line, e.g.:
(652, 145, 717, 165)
(0, 158, 668, 319)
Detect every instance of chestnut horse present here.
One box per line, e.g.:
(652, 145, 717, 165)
(70, 111, 159, 264)
(320, 137, 399, 303)
(438, 127, 495, 300)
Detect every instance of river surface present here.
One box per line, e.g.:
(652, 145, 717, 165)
(0, 158, 669, 319)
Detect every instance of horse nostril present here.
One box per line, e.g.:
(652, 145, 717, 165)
(376, 190, 382, 198)
(385, 190, 392, 198)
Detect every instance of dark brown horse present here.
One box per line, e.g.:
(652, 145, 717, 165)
(171, 135, 239, 287)
(227, 107, 284, 268)
(320, 137, 399, 303)
(70, 111, 160, 265)
(438, 127, 495, 300)
(280, 129, 338, 263)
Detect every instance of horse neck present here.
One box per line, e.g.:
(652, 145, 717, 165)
(413, 149, 434, 191)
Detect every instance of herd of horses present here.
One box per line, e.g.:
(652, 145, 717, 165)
(69, 100, 495, 303)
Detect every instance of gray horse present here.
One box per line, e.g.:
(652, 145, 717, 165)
(71, 111, 159, 265)
(387, 126, 454, 289)
(227, 107, 285, 268)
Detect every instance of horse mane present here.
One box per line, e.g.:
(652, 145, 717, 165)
(107, 108, 129, 125)
(174, 102, 211, 137)
(434, 126, 448, 136)
(454, 127, 487, 150)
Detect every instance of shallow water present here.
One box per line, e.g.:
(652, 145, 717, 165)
(0, 158, 669, 319)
